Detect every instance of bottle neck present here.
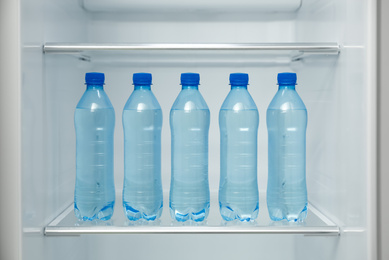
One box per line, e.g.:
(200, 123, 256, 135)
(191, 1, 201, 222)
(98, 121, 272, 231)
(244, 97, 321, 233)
(134, 85, 151, 90)
(278, 84, 296, 90)
(182, 85, 198, 90)
(231, 85, 247, 90)
(86, 84, 104, 90)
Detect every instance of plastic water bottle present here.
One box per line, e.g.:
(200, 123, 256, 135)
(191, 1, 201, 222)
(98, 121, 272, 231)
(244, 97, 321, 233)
(219, 73, 259, 222)
(122, 73, 163, 221)
(74, 72, 115, 221)
(169, 73, 210, 222)
(266, 72, 308, 222)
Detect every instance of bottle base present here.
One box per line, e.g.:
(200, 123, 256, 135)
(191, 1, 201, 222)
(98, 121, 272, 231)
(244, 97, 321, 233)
(74, 201, 115, 221)
(219, 203, 259, 222)
(169, 205, 210, 222)
(268, 204, 308, 223)
(123, 202, 163, 221)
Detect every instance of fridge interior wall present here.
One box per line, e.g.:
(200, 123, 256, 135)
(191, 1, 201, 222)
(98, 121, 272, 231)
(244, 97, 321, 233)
(21, 0, 375, 259)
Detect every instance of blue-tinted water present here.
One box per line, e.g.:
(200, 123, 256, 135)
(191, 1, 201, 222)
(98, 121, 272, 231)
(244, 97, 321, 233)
(219, 109, 259, 221)
(122, 109, 163, 221)
(74, 108, 115, 221)
(267, 109, 308, 222)
(170, 109, 210, 222)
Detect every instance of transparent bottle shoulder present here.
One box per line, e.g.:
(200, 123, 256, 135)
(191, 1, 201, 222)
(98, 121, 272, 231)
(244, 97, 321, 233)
(124, 89, 161, 110)
(76, 89, 114, 109)
(221, 88, 258, 111)
(171, 89, 209, 110)
(268, 90, 306, 110)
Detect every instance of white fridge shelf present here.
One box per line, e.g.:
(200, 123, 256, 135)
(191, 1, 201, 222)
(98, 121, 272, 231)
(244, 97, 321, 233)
(44, 193, 340, 236)
(42, 42, 340, 63)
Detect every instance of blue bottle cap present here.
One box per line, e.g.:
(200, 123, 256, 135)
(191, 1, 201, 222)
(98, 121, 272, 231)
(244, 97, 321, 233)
(133, 72, 152, 85)
(181, 73, 200, 85)
(230, 73, 249, 85)
(85, 72, 105, 85)
(277, 72, 297, 85)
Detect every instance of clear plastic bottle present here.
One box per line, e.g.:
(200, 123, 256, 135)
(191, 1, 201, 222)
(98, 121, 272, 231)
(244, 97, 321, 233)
(74, 72, 115, 221)
(169, 73, 210, 222)
(219, 73, 259, 221)
(122, 73, 163, 221)
(266, 72, 308, 222)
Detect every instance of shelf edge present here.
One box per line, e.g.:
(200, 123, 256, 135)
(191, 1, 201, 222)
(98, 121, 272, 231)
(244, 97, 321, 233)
(44, 226, 340, 236)
(42, 43, 341, 54)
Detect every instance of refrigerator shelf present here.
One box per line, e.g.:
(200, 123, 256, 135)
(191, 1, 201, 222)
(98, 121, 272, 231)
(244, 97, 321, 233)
(44, 193, 340, 236)
(42, 42, 340, 63)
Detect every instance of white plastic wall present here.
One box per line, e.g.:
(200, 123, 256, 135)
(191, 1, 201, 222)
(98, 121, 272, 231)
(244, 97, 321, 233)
(296, 0, 376, 259)
(0, 0, 22, 259)
(21, 0, 91, 259)
(378, 0, 389, 259)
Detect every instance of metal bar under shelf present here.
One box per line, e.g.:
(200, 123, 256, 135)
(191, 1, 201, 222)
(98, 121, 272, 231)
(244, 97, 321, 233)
(44, 225, 340, 236)
(43, 43, 340, 54)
